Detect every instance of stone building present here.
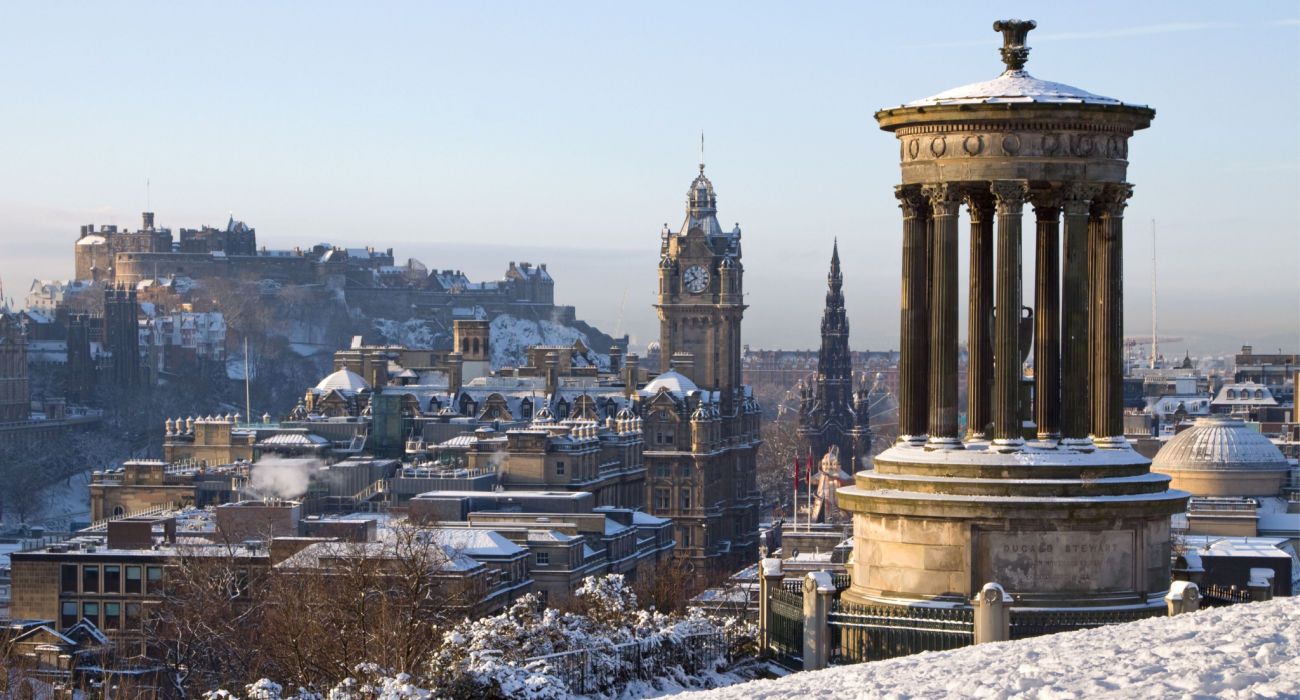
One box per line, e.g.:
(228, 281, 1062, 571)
(73, 213, 173, 283)
(0, 313, 30, 422)
(797, 242, 873, 475)
(103, 285, 141, 387)
(649, 164, 762, 565)
(838, 20, 1188, 611)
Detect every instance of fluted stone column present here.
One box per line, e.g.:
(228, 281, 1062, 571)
(965, 190, 995, 440)
(991, 181, 1028, 446)
(1060, 183, 1099, 443)
(1089, 183, 1133, 444)
(1032, 192, 1062, 440)
(896, 185, 930, 444)
(924, 184, 962, 447)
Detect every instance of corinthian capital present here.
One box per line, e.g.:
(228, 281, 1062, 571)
(922, 183, 963, 217)
(1061, 182, 1103, 216)
(1030, 188, 1064, 216)
(1092, 182, 1134, 218)
(895, 184, 928, 219)
(990, 180, 1029, 214)
(963, 188, 995, 224)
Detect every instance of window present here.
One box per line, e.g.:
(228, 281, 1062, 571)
(679, 527, 692, 548)
(112, 505, 125, 517)
(656, 430, 674, 445)
(125, 566, 142, 594)
(104, 602, 121, 630)
(1227, 389, 1237, 399)
(146, 566, 163, 594)
(536, 552, 550, 566)
(61, 602, 77, 629)
(82, 602, 99, 625)
(555, 461, 565, 475)
(104, 565, 121, 593)
(654, 488, 670, 510)
(680, 488, 692, 510)
(656, 463, 670, 478)
(679, 463, 691, 477)
(82, 565, 99, 594)
(61, 564, 78, 593)
(124, 602, 142, 629)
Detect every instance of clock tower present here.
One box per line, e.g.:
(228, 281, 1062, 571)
(655, 163, 745, 400)
(643, 162, 760, 567)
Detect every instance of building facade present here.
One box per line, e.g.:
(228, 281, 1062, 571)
(647, 165, 761, 566)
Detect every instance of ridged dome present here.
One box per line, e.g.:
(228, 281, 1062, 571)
(315, 368, 370, 393)
(1152, 416, 1289, 473)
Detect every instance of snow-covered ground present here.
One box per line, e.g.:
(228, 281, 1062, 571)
(679, 597, 1300, 699)
(490, 314, 608, 369)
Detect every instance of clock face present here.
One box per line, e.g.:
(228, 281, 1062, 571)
(683, 265, 709, 294)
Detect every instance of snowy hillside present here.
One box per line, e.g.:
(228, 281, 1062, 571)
(683, 597, 1300, 699)
(490, 314, 608, 369)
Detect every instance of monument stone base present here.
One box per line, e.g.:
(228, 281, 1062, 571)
(838, 440, 1188, 610)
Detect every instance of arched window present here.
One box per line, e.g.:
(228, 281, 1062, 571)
(1255, 389, 1264, 399)
(472, 338, 480, 355)
(112, 505, 125, 517)
(461, 338, 469, 353)
(1227, 389, 1237, 399)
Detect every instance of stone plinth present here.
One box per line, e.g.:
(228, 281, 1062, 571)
(838, 442, 1187, 609)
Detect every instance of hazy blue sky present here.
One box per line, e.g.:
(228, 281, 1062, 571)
(1, 2, 1296, 356)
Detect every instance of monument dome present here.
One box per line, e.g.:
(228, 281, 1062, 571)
(1152, 416, 1290, 497)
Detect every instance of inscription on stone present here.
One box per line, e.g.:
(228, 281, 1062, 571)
(978, 530, 1135, 593)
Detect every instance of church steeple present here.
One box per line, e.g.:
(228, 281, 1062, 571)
(800, 240, 870, 477)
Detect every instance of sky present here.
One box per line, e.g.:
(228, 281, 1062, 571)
(1, 2, 1297, 357)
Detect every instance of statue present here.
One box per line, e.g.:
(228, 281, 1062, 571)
(811, 445, 855, 523)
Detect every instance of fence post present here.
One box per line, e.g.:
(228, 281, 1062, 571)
(1248, 568, 1274, 602)
(972, 582, 1011, 643)
(758, 557, 783, 651)
(1164, 581, 1200, 615)
(802, 571, 834, 670)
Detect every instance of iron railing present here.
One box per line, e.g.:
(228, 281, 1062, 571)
(1201, 584, 1253, 607)
(525, 631, 726, 696)
(1008, 606, 1165, 640)
(767, 587, 805, 669)
(828, 600, 973, 664)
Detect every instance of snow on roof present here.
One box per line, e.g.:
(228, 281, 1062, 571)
(257, 432, 329, 447)
(76, 235, 107, 246)
(425, 528, 524, 558)
(315, 368, 371, 393)
(686, 596, 1300, 699)
(1182, 535, 1293, 559)
(641, 370, 698, 397)
(905, 69, 1135, 108)
(631, 510, 670, 526)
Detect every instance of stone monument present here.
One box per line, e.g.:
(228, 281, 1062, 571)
(838, 19, 1189, 610)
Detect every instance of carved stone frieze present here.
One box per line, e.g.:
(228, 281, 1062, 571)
(892, 128, 1130, 163)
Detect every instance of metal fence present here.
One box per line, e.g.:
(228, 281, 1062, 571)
(525, 632, 727, 696)
(1009, 606, 1165, 640)
(768, 587, 805, 669)
(1201, 584, 1253, 607)
(828, 600, 974, 664)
